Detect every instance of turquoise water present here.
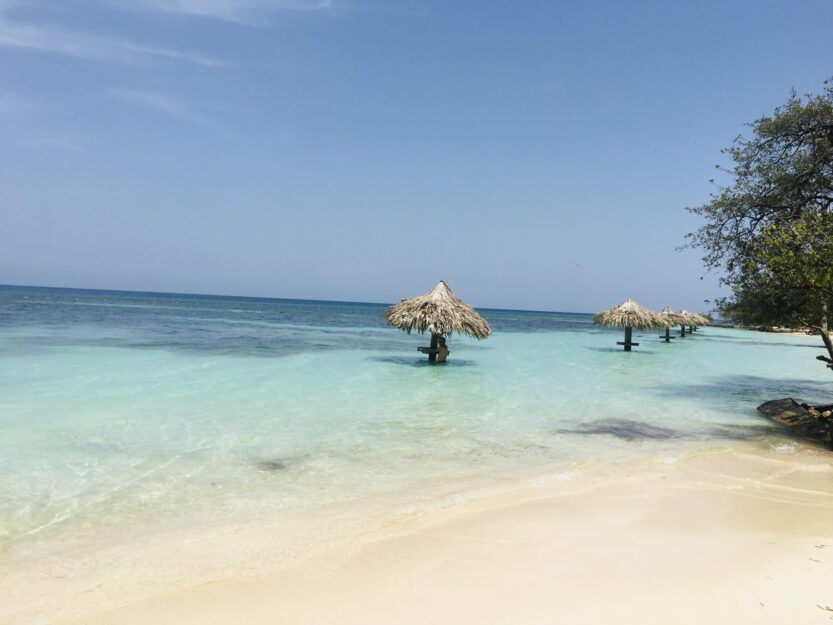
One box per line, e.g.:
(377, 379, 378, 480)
(2, 285, 831, 580)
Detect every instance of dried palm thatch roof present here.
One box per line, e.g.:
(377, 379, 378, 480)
(385, 281, 492, 339)
(692, 312, 711, 326)
(659, 306, 687, 326)
(678, 310, 700, 326)
(593, 299, 666, 330)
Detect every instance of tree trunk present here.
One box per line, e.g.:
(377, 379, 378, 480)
(428, 333, 439, 363)
(822, 302, 829, 334)
(811, 325, 833, 369)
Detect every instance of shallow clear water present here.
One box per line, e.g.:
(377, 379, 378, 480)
(1, 285, 831, 567)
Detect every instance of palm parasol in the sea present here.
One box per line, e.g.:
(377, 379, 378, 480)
(593, 299, 665, 351)
(691, 312, 710, 331)
(677, 310, 699, 336)
(658, 307, 687, 342)
(385, 280, 491, 363)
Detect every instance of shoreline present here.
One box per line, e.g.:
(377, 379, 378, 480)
(7, 442, 831, 625)
(718, 326, 827, 339)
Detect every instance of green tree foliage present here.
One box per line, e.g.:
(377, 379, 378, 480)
(687, 80, 833, 368)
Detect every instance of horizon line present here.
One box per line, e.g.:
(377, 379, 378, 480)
(0, 282, 594, 317)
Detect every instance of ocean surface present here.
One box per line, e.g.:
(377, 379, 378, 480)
(2, 285, 832, 602)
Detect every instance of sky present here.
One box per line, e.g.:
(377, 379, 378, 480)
(1, 0, 832, 312)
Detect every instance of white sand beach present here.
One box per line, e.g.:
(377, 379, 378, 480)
(29, 444, 830, 625)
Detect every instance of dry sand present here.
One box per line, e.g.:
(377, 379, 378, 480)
(29, 445, 832, 625)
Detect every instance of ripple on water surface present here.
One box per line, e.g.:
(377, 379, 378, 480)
(0, 285, 829, 564)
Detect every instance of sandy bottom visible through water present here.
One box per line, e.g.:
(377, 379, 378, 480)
(4, 442, 833, 625)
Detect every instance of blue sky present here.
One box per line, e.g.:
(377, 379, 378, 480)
(2, 1, 832, 312)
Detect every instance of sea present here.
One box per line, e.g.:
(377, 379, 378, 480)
(1, 284, 831, 618)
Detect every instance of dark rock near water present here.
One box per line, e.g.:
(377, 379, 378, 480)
(757, 398, 812, 422)
(757, 398, 833, 447)
(559, 419, 681, 441)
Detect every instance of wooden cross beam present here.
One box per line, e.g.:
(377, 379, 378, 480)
(417, 333, 441, 362)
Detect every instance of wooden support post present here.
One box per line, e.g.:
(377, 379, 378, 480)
(680, 324, 686, 337)
(623, 326, 633, 351)
(661, 327, 673, 342)
(428, 333, 439, 363)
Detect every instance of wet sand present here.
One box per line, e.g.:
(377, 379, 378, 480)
(43, 445, 833, 625)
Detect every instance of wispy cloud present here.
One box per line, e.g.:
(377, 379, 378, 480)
(105, 0, 332, 25)
(0, 91, 85, 151)
(0, 6, 229, 67)
(108, 88, 211, 126)
(0, 91, 34, 116)
(15, 133, 91, 152)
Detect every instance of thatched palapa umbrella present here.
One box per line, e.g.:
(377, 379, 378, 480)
(593, 299, 665, 351)
(678, 310, 698, 336)
(385, 281, 491, 363)
(691, 313, 710, 331)
(658, 307, 686, 342)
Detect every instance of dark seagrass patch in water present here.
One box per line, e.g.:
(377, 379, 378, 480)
(559, 419, 681, 441)
(254, 459, 289, 472)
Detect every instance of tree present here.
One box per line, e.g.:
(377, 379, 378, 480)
(686, 80, 833, 370)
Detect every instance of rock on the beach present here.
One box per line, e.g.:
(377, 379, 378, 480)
(757, 398, 811, 423)
(757, 398, 833, 447)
